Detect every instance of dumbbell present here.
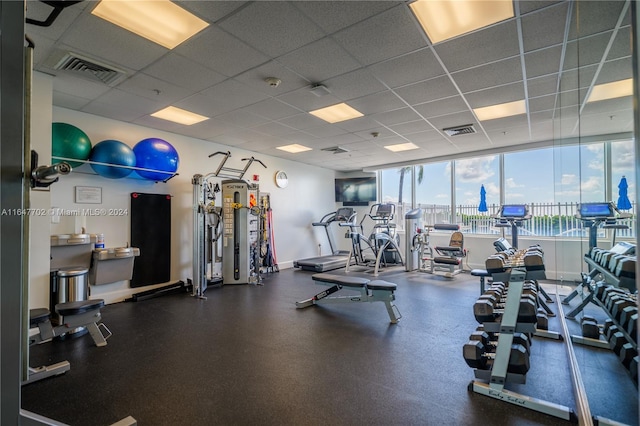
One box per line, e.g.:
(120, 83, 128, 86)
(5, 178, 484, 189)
(581, 315, 600, 339)
(609, 331, 631, 356)
(469, 330, 531, 354)
(462, 340, 530, 374)
(619, 306, 638, 332)
(630, 356, 638, 384)
(473, 296, 537, 323)
(608, 296, 635, 320)
(619, 343, 638, 369)
(536, 308, 549, 330)
(601, 286, 626, 305)
(626, 313, 637, 344)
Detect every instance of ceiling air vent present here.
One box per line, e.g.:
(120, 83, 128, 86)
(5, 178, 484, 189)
(443, 124, 476, 137)
(321, 146, 350, 154)
(52, 52, 126, 86)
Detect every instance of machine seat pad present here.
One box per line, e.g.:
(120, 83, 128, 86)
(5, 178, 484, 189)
(435, 246, 462, 253)
(312, 273, 368, 288)
(55, 299, 105, 316)
(367, 280, 397, 291)
(30, 308, 51, 327)
(470, 269, 491, 277)
(433, 257, 460, 265)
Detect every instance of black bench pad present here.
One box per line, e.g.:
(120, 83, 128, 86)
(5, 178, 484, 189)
(312, 273, 369, 287)
(433, 257, 460, 265)
(367, 280, 396, 291)
(470, 269, 491, 277)
(55, 299, 105, 316)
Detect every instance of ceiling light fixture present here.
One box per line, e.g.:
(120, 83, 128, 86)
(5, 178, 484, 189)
(473, 100, 526, 121)
(409, 0, 514, 44)
(309, 103, 364, 123)
(151, 106, 209, 125)
(384, 142, 419, 152)
(586, 79, 633, 103)
(276, 144, 312, 154)
(91, 0, 209, 49)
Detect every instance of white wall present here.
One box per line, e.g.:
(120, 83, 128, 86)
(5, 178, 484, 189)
(30, 74, 337, 305)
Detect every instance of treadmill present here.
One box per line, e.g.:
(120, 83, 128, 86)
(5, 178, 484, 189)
(294, 207, 356, 272)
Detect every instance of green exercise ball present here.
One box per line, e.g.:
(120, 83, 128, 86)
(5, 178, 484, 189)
(52, 122, 92, 167)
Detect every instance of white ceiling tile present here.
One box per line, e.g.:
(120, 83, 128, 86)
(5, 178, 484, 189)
(142, 53, 226, 92)
(563, 32, 614, 70)
(371, 107, 422, 126)
(175, 26, 269, 77)
(294, 1, 399, 34)
(348, 91, 407, 116)
(217, 110, 270, 128)
(525, 46, 562, 79)
(521, 2, 569, 51)
(180, 1, 247, 23)
(369, 48, 445, 89)
(244, 99, 301, 121)
(434, 20, 520, 72)
(413, 96, 470, 119)
(527, 74, 560, 98)
(321, 69, 387, 102)
(333, 6, 426, 66)
(233, 61, 310, 95)
(452, 57, 523, 93)
(278, 38, 360, 82)
(117, 74, 193, 104)
(394, 75, 459, 105)
(464, 82, 525, 109)
(568, 1, 626, 40)
(219, 2, 325, 57)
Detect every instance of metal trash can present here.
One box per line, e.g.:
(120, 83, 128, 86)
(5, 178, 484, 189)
(405, 208, 423, 271)
(54, 266, 89, 334)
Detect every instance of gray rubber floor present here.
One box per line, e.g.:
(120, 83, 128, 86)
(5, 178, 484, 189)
(22, 268, 638, 425)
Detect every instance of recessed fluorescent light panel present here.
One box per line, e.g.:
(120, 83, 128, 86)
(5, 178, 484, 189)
(384, 142, 419, 152)
(92, 0, 209, 49)
(586, 79, 633, 103)
(276, 144, 312, 153)
(151, 106, 209, 125)
(410, 0, 514, 44)
(309, 103, 364, 123)
(473, 100, 526, 121)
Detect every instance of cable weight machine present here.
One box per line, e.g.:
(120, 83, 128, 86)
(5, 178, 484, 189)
(192, 152, 266, 298)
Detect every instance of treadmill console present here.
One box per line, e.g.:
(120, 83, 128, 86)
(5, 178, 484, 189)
(497, 204, 529, 219)
(576, 202, 615, 220)
(334, 207, 355, 222)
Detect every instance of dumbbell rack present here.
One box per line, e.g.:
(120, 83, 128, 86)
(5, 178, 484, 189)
(469, 267, 575, 421)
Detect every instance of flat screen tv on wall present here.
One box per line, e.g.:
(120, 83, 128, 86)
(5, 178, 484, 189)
(335, 177, 376, 206)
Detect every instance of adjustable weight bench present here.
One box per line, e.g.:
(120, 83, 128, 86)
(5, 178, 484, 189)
(296, 273, 402, 323)
(25, 299, 111, 385)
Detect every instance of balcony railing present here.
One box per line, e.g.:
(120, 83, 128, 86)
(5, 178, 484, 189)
(397, 201, 636, 238)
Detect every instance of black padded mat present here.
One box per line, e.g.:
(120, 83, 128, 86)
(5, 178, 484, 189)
(130, 192, 171, 288)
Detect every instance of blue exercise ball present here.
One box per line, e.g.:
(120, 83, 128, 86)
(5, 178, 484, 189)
(89, 140, 136, 179)
(133, 138, 179, 181)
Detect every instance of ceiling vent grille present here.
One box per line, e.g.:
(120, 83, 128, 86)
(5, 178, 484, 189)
(443, 124, 476, 137)
(52, 52, 126, 86)
(321, 146, 349, 154)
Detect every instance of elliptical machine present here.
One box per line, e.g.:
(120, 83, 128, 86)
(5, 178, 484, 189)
(342, 203, 404, 276)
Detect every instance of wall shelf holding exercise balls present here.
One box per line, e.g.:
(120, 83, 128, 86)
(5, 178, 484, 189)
(51, 157, 179, 182)
(52, 122, 180, 182)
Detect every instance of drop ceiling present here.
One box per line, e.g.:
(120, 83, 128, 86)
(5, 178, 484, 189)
(25, 0, 634, 172)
